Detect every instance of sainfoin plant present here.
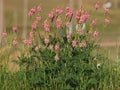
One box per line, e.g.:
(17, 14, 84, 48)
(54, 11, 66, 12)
(0, 1, 120, 90)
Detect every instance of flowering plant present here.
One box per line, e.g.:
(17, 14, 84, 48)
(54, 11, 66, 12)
(14, 1, 115, 90)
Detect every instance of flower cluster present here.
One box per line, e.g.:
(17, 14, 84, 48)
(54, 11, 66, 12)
(1, 1, 110, 58)
(43, 20, 50, 32)
(56, 18, 62, 29)
(76, 9, 90, 24)
(23, 39, 33, 45)
(28, 5, 42, 17)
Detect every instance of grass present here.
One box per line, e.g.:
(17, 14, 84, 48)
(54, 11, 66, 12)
(1, 0, 119, 69)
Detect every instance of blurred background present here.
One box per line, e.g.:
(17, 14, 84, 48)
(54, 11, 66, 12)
(1, 0, 120, 57)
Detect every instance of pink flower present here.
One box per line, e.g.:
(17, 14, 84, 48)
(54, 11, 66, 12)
(43, 20, 50, 32)
(37, 5, 42, 12)
(92, 19, 97, 26)
(36, 16, 41, 22)
(12, 39, 18, 46)
(48, 12, 54, 19)
(56, 18, 62, 29)
(28, 7, 36, 17)
(95, 3, 100, 10)
(2, 32, 7, 37)
(104, 8, 109, 14)
(105, 18, 110, 24)
(75, 9, 90, 23)
(76, 9, 83, 16)
(66, 22, 70, 28)
(88, 30, 93, 35)
(23, 39, 27, 44)
(31, 7, 36, 13)
(93, 31, 99, 37)
(76, 29, 83, 35)
(34, 16, 41, 24)
(34, 21, 39, 25)
(12, 26, 18, 32)
(56, 8, 63, 14)
(66, 6, 70, 11)
(66, 11, 74, 20)
(54, 44, 60, 51)
(29, 31, 34, 38)
(23, 39, 33, 45)
(28, 11, 34, 17)
(76, 16, 80, 22)
(44, 38, 49, 45)
(93, 57, 97, 61)
(35, 46, 39, 51)
(27, 39, 33, 45)
(80, 41, 86, 48)
(55, 54, 60, 61)
(84, 12, 90, 20)
(72, 40, 77, 47)
(79, 16, 85, 24)
(31, 23, 37, 30)
(66, 34, 71, 39)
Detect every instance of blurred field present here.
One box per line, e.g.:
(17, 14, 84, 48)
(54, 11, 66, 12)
(2, 0, 120, 58)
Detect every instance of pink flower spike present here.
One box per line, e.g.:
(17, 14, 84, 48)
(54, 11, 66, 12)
(93, 57, 97, 61)
(31, 7, 36, 13)
(48, 12, 54, 19)
(79, 16, 85, 24)
(23, 39, 27, 44)
(76, 16, 80, 21)
(66, 11, 74, 19)
(88, 30, 93, 35)
(54, 44, 60, 51)
(31, 23, 37, 30)
(105, 18, 110, 24)
(36, 16, 41, 22)
(80, 42, 86, 48)
(66, 6, 70, 11)
(104, 8, 109, 14)
(29, 31, 34, 38)
(23, 39, 33, 45)
(43, 20, 50, 32)
(12, 26, 18, 33)
(28, 39, 33, 45)
(56, 8, 63, 14)
(56, 18, 62, 29)
(84, 12, 90, 20)
(92, 19, 97, 26)
(37, 5, 42, 12)
(72, 40, 77, 47)
(35, 46, 39, 51)
(28, 11, 33, 17)
(28, 7, 36, 17)
(76, 29, 83, 34)
(95, 3, 100, 10)
(44, 38, 50, 45)
(76, 10, 82, 16)
(66, 22, 70, 28)
(12, 39, 18, 46)
(2, 32, 7, 37)
(93, 31, 99, 37)
(66, 34, 71, 39)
